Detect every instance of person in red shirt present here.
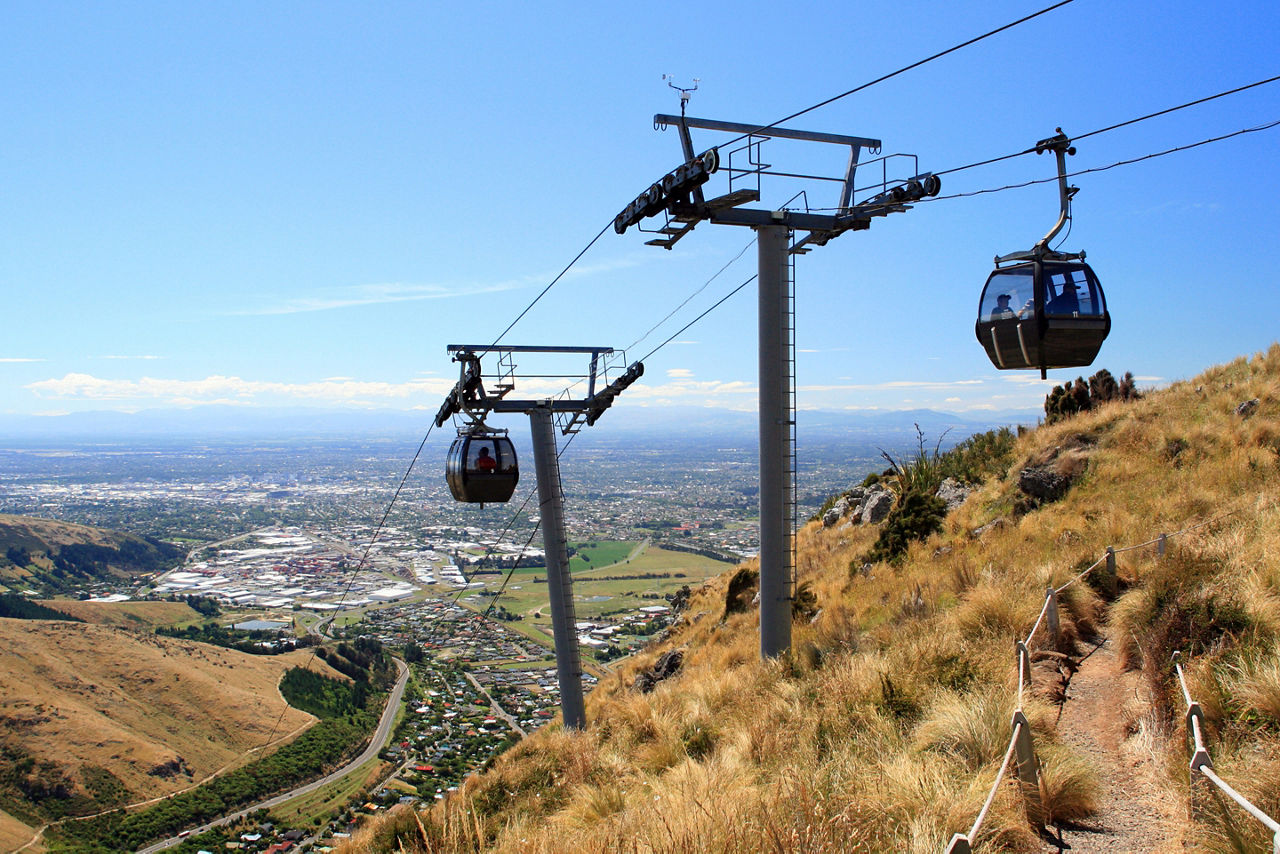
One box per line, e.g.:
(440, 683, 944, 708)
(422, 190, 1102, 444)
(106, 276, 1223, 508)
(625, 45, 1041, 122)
(475, 446, 497, 472)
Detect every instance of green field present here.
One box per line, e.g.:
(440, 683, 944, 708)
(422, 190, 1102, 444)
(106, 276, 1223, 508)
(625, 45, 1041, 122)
(478, 540, 733, 629)
(567, 541, 639, 573)
(268, 754, 392, 826)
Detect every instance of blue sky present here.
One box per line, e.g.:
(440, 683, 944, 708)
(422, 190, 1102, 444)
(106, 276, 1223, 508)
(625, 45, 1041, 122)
(3, 0, 1279, 422)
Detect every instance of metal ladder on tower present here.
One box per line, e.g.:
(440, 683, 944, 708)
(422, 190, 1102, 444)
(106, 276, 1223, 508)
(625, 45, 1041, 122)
(785, 248, 798, 603)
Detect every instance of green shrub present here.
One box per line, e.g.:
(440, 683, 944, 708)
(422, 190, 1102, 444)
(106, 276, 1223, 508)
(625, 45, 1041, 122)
(937, 427, 1017, 484)
(863, 490, 946, 566)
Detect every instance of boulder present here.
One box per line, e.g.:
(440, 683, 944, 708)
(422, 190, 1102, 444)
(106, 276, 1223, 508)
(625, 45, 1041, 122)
(935, 477, 972, 512)
(861, 489, 894, 524)
(634, 648, 684, 694)
(822, 495, 851, 527)
(823, 487, 873, 527)
(1019, 467, 1070, 502)
(723, 567, 759, 617)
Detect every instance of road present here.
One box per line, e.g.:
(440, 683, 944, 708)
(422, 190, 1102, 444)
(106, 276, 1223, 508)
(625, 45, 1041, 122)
(462, 671, 526, 736)
(138, 658, 409, 853)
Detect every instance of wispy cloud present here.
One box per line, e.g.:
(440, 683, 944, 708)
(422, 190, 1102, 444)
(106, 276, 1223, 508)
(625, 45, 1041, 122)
(95, 355, 165, 361)
(233, 281, 533, 316)
(0, 357, 45, 363)
(666, 368, 694, 378)
(232, 256, 646, 317)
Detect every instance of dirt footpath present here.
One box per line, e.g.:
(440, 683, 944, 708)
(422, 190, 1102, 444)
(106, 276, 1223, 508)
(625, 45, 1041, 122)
(1047, 634, 1183, 853)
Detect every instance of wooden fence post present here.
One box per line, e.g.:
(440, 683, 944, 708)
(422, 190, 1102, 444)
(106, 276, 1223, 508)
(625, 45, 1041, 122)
(1045, 587, 1061, 652)
(1012, 710, 1045, 829)
(1102, 547, 1117, 597)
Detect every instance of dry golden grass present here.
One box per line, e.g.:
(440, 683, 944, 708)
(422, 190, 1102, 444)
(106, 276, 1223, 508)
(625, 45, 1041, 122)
(0, 807, 38, 853)
(0, 618, 333, 812)
(341, 345, 1280, 853)
(36, 598, 201, 628)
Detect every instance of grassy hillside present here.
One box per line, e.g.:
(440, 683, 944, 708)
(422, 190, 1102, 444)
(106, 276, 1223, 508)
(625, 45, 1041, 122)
(40, 598, 201, 628)
(341, 346, 1280, 853)
(0, 619, 330, 828)
(0, 513, 184, 595)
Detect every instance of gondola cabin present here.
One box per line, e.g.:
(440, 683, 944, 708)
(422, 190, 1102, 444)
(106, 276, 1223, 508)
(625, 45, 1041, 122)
(446, 430, 518, 505)
(975, 259, 1110, 378)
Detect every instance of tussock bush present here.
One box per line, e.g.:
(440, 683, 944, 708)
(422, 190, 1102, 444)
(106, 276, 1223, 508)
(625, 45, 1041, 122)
(914, 688, 1010, 771)
(1036, 743, 1099, 825)
(1226, 651, 1280, 726)
(1113, 550, 1254, 675)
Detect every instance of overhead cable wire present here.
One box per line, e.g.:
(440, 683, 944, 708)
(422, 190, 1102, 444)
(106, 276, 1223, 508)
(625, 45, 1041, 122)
(921, 118, 1280, 203)
(481, 433, 581, 619)
(477, 219, 614, 359)
(931, 73, 1280, 181)
(419, 429, 581, 646)
(638, 273, 758, 364)
(623, 238, 755, 355)
(1074, 73, 1280, 143)
(716, 0, 1077, 149)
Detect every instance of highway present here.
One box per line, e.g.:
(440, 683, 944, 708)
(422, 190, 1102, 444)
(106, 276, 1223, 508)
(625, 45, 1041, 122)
(139, 658, 409, 853)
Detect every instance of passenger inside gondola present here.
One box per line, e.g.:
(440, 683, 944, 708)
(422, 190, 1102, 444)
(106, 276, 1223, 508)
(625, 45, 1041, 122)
(981, 271, 1033, 322)
(474, 446, 497, 472)
(1046, 282, 1080, 315)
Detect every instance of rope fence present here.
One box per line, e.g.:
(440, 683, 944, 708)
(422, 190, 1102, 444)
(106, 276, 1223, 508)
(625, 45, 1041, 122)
(1173, 650, 1280, 854)
(946, 512, 1231, 853)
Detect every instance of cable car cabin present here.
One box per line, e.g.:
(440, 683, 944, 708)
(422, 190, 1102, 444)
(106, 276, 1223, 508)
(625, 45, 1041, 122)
(446, 432, 518, 505)
(976, 260, 1110, 378)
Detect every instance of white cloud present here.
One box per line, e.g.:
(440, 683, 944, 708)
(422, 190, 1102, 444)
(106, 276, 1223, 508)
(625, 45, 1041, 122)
(666, 368, 694, 378)
(799, 379, 985, 393)
(626, 379, 755, 400)
(1000, 374, 1058, 387)
(0, 357, 45, 363)
(25, 373, 457, 407)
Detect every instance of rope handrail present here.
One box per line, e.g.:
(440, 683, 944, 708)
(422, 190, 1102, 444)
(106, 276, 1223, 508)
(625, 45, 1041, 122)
(1110, 536, 1164, 555)
(1023, 594, 1053, 648)
(948, 512, 1230, 851)
(1053, 554, 1107, 594)
(952, 721, 1022, 850)
(1172, 651, 1280, 852)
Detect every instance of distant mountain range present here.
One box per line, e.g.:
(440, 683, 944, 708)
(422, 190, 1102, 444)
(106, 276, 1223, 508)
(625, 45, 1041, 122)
(0, 404, 1040, 444)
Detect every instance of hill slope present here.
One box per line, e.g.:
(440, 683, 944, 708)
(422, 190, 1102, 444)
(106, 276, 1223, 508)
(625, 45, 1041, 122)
(0, 513, 184, 595)
(0, 619, 323, 829)
(342, 346, 1280, 853)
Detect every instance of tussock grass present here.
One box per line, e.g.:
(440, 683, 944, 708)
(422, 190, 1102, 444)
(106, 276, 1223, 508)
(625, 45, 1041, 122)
(1224, 650, 1280, 724)
(342, 345, 1280, 854)
(1036, 742, 1099, 825)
